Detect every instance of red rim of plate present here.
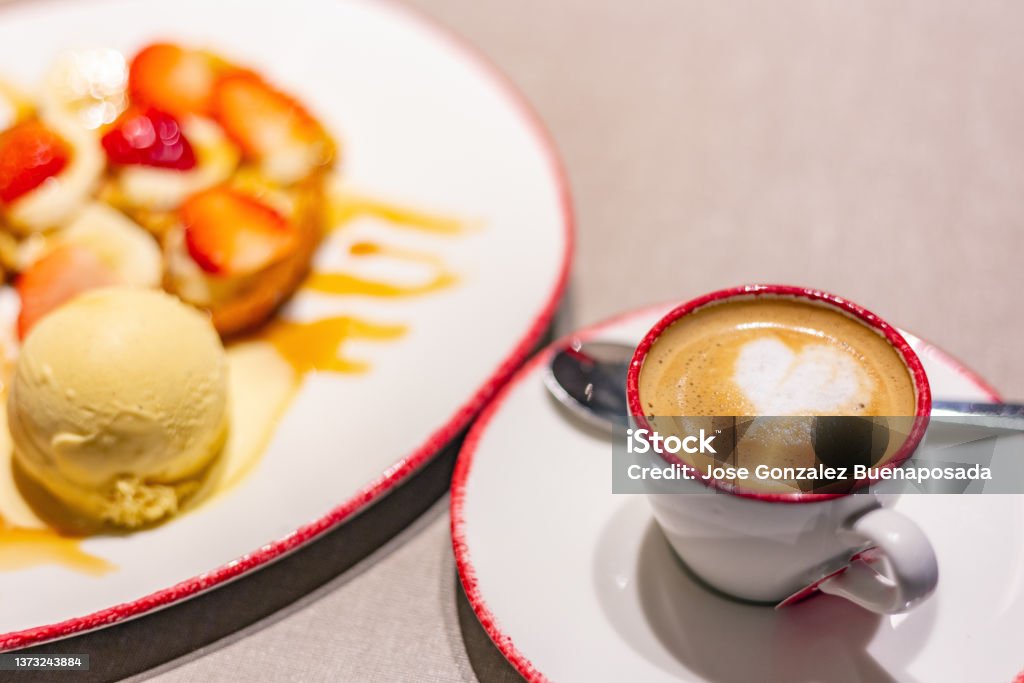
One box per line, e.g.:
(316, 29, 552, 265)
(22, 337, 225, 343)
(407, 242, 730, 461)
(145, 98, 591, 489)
(0, 0, 574, 652)
(626, 284, 933, 503)
(450, 301, 1002, 683)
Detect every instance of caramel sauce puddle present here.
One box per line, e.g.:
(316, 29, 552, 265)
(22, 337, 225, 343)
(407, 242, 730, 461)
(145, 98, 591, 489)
(256, 316, 407, 375)
(0, 525, 113, 575)
(0, 468, 114, 575)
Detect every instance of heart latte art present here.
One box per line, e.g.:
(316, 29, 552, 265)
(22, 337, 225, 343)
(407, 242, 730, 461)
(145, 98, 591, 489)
(733, 338, 868, 415)
(639, 298, 917, 418)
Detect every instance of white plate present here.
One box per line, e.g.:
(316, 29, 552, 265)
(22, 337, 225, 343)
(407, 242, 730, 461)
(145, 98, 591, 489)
(0, 0, 571, 649)
(452, 304, 1024, 683)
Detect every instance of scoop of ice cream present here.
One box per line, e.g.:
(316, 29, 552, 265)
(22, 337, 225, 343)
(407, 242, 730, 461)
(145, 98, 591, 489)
(7, 287, 229, 527)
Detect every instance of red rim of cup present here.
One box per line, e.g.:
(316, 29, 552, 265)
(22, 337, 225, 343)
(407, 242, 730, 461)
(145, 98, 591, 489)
(626, 284, 933, 503)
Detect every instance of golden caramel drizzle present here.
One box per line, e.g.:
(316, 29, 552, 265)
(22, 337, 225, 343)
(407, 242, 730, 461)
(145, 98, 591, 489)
(304, 270, 457, 298)
(0, 487, 112, 575)
(349, 241, 383, 256)
(255, 316, 407, 375)
(328, 191, 473, 236)
(348, 240, 446, 265)
(304, 194, 467, 297)
(0, 525, 113, 575)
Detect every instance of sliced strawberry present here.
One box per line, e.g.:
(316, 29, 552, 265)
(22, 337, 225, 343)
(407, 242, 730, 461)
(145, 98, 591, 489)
(101, 107, 197, 170)
(16, 245, 118, 339)
(128, 43, 220, 117)
(211, 72, 331, 161)
(0, 120, 71, 204)
(181, 187, 296, 276)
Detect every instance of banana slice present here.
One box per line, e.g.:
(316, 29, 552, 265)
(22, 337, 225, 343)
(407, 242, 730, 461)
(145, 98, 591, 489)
(0, 231, 46, 274)
(4, 113, 104, 233)
(261, 140, 327, 186)
(54, 202, 162, 287)
(163, 224, 214, 305)
(0, 286, 20, 373)
(39, 48, 128, 130)
(114, 117, 240, 212)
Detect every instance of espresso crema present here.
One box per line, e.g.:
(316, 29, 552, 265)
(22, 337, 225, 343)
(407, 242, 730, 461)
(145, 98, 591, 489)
(639, 297, 917, 418)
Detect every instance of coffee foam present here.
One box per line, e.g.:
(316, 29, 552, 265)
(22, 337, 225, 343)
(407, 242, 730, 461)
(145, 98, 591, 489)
(638, 297, 916, 418)
(638, 297, 918, 492)
(733, 337, 869, 414)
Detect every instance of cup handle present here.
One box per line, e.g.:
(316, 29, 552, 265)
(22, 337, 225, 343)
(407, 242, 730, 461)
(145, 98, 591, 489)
(817, 507, 939, 614)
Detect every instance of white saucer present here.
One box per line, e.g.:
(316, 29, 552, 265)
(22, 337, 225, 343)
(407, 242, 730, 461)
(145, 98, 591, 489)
(452, 304, 1023, 683)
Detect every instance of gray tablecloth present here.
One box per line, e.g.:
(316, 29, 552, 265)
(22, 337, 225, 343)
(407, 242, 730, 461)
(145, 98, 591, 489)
(136, 497, 512, 683)
(13, 1, 1024, 680)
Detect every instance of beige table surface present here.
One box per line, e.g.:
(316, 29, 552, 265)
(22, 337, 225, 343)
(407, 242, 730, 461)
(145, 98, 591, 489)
(141, 2, 1022, 681)
(11, 0, 1024, 680)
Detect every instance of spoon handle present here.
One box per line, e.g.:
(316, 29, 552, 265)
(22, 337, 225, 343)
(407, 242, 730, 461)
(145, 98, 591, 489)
(931, 400, 1024, 432)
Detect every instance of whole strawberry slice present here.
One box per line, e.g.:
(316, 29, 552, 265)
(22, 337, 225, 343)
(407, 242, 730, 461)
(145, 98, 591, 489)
(101, 107, 197, 170)
(0, 120, 70, 204)
(16, 245, 118, 339)
(129, 43, 221, 118)
(211, 72, 333, 164)
(181, 187, 296, 276)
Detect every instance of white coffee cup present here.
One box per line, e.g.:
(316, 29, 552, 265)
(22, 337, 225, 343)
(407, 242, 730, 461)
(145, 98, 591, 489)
(626, 285, 938, 614)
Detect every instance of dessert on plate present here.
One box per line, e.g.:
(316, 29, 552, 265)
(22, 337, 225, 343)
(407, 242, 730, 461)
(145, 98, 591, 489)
(0, 42, 461, 542)
(1, 42, 335, 339)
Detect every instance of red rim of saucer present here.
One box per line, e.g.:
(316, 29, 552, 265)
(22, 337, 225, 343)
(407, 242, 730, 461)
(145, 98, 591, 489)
(626, 284, 934, 503)
(450, 301, 1001, 683)
(0, 0, 574, 653)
